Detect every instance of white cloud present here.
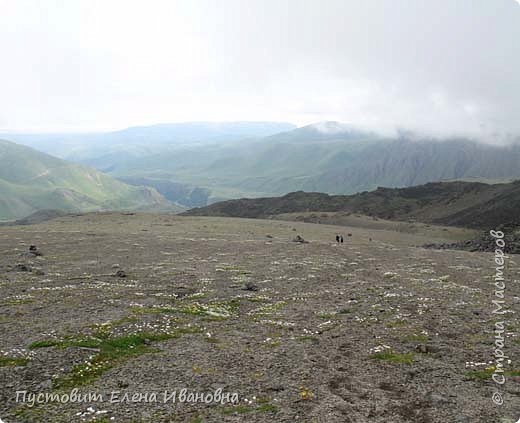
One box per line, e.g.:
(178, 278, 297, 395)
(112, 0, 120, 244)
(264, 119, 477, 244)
(0, 0, 519, 141)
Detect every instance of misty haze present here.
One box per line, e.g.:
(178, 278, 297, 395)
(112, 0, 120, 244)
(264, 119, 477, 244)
(0, 1, 519, 423)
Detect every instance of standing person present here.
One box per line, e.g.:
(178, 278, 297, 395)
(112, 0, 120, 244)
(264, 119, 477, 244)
(335, 235, 340, 243)
(340, 235, 344, 244)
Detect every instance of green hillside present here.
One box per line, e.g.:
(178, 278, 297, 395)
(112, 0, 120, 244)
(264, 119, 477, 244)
(6, 122, 520, 208)
(74, 123, 520, 205)
(0, 139, 177, 221)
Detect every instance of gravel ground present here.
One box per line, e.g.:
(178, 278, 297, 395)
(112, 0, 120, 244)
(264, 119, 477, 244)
(0, 213, 519, 422)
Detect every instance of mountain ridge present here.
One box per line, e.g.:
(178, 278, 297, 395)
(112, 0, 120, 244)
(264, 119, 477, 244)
(182, 180, 520, 230)
(4, 121, 520, 208)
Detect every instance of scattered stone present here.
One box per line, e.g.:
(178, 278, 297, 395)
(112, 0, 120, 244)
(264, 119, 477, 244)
(423, 228, 520, 254)
(27, 245, 43, 256)
(292, 235, 308, 243)
(426, 392, 450, 405)
(266, 385, 285, 392)
(14, 264, 31, 272)
(115, 270, 127, 278)
(414, 344, 429, 354)
(407, 369, 418, 378)
(37, 379, 52, 390)
(243, 282, 259, 291)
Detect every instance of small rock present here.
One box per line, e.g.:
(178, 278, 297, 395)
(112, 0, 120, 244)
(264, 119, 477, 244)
(27, 245, 42, 256)
(38, 379, 52, 390)
(15, 264, 31, 272)
(415, 344, 439, 354)
(426, 392, 450, 405)
(415, 344, 428, 354)
(243, 282, 259, 291)
(407, 369, 418, 378)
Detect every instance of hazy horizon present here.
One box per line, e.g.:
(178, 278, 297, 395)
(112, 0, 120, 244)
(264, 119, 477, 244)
(1, 0, 519, 142)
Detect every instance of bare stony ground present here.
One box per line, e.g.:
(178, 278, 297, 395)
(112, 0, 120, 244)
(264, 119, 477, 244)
(0, 212, 519, 422)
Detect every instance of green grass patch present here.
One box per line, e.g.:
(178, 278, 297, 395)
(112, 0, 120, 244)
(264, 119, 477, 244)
(465, 368, 520, 381)
(30, 327, 201, 388)
(386, 319, 408, 328)
(251, 301, 287, 316)
(2, 299, 34, 306)
(370, 351, 415, 365)
(406, 334, 429, 342)
(0, 356, 29, 367)
(245, 296, 270, 303)
(221, 403, 278, 415)
(131, 306, 177, 315)
(256, 403, 279, 413)
(111, 316, 139, 325)
(29, 340, 62, 349)
(178, 300, 239, 319)
(464, 369, 494, 381)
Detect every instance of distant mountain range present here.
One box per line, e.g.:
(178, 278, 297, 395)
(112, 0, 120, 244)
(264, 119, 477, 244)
(0, 139, 178, 221)
(182, 180, 520, 230)
(0, 121, 296, 159)
(4, 121, 520, 209)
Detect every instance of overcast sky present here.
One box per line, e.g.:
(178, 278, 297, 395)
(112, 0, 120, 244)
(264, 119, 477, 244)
(0, 0, 519, 139)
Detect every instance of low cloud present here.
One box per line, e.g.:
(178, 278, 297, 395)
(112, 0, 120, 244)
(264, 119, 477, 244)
(0, 0, 518, 142)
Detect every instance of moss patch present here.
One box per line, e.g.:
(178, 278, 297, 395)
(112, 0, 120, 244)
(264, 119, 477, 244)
(0, 356, 29, 367)
(30, 327, 201, 388)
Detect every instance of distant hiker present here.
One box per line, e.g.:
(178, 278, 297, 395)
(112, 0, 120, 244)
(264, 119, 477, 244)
(335, 235, 340, 243)
(340, 235, 344, 244)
